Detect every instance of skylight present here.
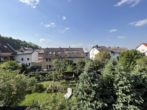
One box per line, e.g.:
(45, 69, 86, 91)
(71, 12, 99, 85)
(49, 52, 52, 54)
(4, 45, 7, 48)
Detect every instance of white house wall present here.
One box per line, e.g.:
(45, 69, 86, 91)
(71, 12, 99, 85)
(90, 48, 99, 60)
(136, 44, 147, 55)
(15, 54, 32, 66)
(32, 51, 38, 62)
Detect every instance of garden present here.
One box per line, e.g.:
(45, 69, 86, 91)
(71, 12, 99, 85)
(1, 49, 147, 109)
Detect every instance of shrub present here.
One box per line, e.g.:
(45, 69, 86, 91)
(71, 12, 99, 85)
(34, 84, 45, 93)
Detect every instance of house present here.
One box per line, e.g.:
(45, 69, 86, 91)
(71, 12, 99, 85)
(15, 47, 38, 66)
(136, 43, 147, 56)
(35, 49, 44, 60)
(32, 47, 85, 71)
(90, 45, 128, 60)
(84, 48, 90, 59)
(0, 43, 17, 62)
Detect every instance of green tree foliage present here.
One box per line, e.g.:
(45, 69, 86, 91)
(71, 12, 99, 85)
(94, 51, 111, 69)
(75, 59, 85, 76)
(74, 62, 99, 110)
(0, 60, 21, 70)
(0, 36, 41, 50)
(94, 51, 110, 62)
(136, 56, 147, 69)
(0, 69, 37, 107)
(119, 49, 145, 72)
(74, 59, 147, 109)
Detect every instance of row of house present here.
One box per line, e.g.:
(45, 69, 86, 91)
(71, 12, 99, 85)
(1, 42, 147, 71)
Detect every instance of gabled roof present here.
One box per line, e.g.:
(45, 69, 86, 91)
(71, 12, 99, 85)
(43, 48, 85, 59)
(110, 47, 128, 53)
(136, 43, 147, 50)
(0, 43, 17, 55)
(92, 45, 110, 52)
(20, 47, 33, 52)
(91, 45, 128, 53)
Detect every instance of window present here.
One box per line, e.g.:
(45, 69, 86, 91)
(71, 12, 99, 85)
(22, 58, 24, 61)
(142, 49, 145, 51)
(72, 52, 74, 54)
(49, 52, 52, 54)
(46, 59, 51, 62)
(27, 58, 29, 61)
(47, 65, 52, 69)
(58, 52, 61, 54)
(58, 58, 63, 62)
(86, 53, 88, 56)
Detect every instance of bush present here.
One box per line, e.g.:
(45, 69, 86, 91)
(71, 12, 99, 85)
(34, 84, 45, 93)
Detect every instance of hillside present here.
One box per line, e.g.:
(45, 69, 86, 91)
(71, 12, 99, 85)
(0, 35, 41, 50)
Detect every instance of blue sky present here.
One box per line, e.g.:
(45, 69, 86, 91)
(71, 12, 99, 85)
(0, 0, 147, 50)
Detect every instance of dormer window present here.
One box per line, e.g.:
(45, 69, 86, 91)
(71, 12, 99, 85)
(49, 52, 52, 54)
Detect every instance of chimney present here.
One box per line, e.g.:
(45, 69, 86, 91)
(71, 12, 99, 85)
(69, 46, 71, 48)
(96, 45, 98, 47)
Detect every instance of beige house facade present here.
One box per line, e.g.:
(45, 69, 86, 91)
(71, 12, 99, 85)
(32, 47, 86, 71)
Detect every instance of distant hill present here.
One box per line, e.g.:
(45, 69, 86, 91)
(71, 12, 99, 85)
(0, 35, 42, 50)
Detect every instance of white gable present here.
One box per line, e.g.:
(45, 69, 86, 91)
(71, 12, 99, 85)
(90, 48, 99, 60)
(136, 44, 147, 53)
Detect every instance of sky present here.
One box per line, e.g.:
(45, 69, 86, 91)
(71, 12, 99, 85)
(0, 0, 147, 50)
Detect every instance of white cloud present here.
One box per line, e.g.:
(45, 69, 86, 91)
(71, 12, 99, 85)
(71, 43, 82, 47)
(39, 38, 52, 42)
(88, 45, 93, 47)
(65, 28, 69, 30)
(50, 23, 56, 28)
(109, 29, 117, 33)
(114, 0, 141, 7)
(59, 28, 69, 33)
(129, 19, 147, 26)
(44, 23, 56, 28)
(62, 16, 66, 20)
(41, 22, 43, 25)
(44, 24, 50, 27)
(118, 36, 126, 38)
(20, 0, 39, 8)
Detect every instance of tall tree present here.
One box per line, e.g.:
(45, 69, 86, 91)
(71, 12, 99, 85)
(119, 49, 145, 72)
(74, 62, 99, 110)
(0, 69, 37, 106)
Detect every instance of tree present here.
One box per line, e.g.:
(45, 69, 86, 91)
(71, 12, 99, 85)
(113, 66, 147, 109)
(0, 69, 37, 106)
(136, 56, 147, 69)
(94, 51, 111, 62)
(0, 36, 41, 50)
(94, 51, 111, 69)
(119, 49, 145, 72)
(74, 62, 99, 110)
(0, 60, 21, 70)
(75, 59, 85, 76)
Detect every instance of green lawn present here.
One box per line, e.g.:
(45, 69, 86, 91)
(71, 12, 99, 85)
(38, 80, 77, 89)
(19, 80, 77, 106)
(19, 93, 64, 106)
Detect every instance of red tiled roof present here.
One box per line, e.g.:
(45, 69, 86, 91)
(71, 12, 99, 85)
(142, 43, 147, 47)
(136, 43, 147, 49)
